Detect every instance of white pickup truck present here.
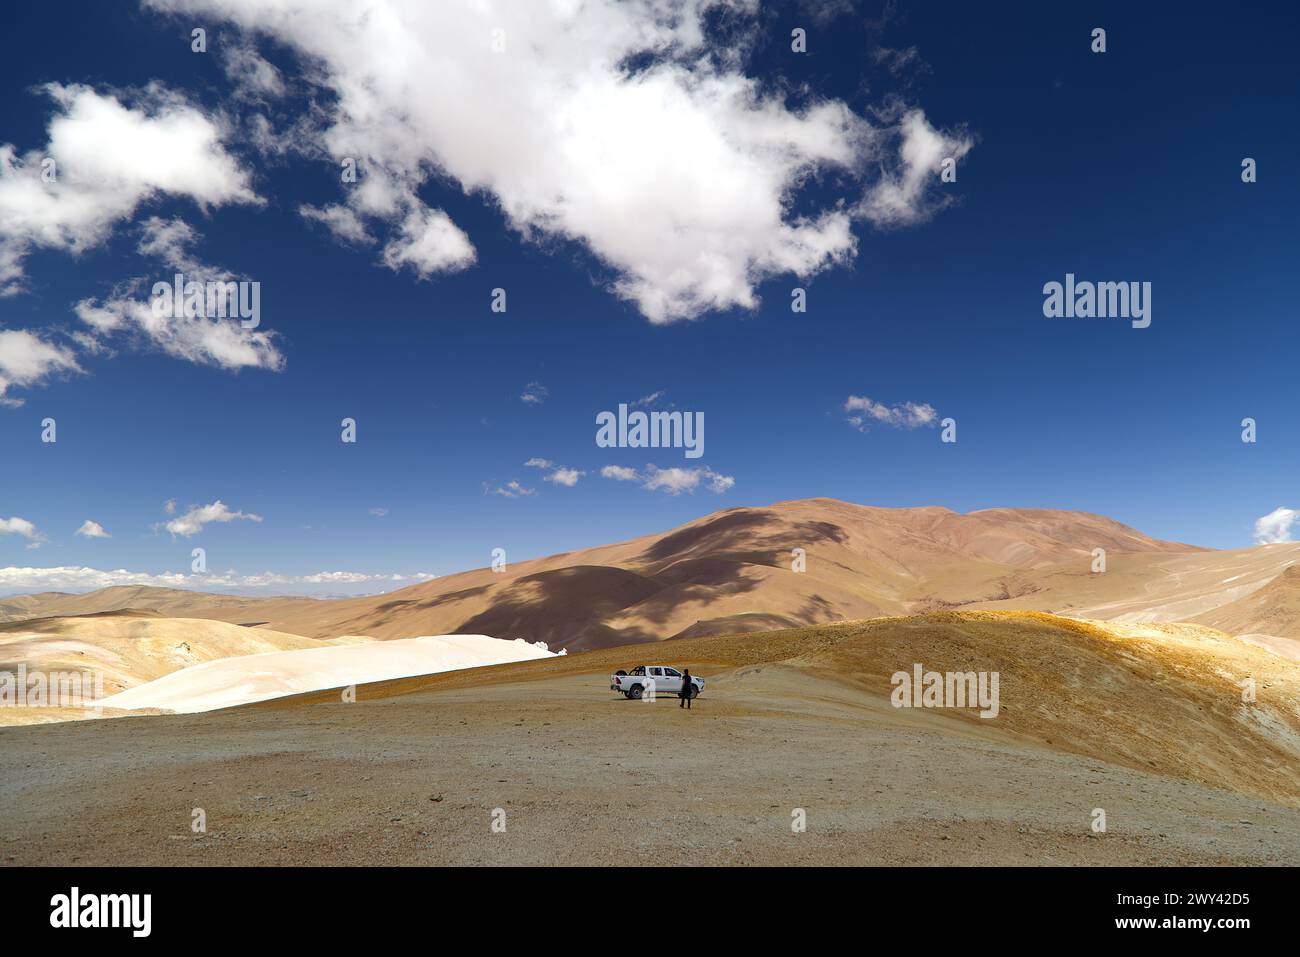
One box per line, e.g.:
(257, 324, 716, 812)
(610, 665, 704, 700)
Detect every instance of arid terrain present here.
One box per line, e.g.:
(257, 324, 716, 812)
(2, 611, 1297, 866)
(3, 501, 1300, 866)
(5, 500, 1299, 654)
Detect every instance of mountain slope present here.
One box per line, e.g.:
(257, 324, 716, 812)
(1193, 560, 1300, 647)
(0, 498, 1223, 651)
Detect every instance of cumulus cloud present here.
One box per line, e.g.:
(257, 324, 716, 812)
(600, 465, 640, 482)
(0, 82, 256, 295)
(75, 520, 111, 539)
(380, 204, 476, 277)
(145, 0, 970, 323)
(1254, 507, 1300, 545)
(0, 516, 45, 544)
(73, 216, 285, 372)
(0, 329, 82, 406)
(600, 464, 733, 494)
(0, 564, 435, 598)
(525, 458, 584, 487)
(160, 500, 263, 538)
(844, 395, 938, 430)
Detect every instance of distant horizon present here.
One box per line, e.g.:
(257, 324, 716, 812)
(3, 492, 1283, 601)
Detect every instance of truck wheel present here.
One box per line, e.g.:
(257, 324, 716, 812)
(627, 684, 644, 700)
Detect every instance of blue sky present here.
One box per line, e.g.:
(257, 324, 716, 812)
(1, 1, 1297, 596)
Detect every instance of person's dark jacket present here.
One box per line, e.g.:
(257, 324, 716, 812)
(680, 671, 693, 697)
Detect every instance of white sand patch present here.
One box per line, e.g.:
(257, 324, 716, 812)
(98, 634, 557, 714)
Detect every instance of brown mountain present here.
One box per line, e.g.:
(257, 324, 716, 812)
(1192, 559, 1300, 650)
(0, 498, 1215, 651)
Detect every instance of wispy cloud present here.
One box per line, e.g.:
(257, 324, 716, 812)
(600, 464, 734, 495)
(75, 519, 111, 539)
(525, 458, 583, 487)
(158, 500, 263, 538)
(520, 382, 548, 405)
(844, 395, 938, 431)
(485, 480, 536, 499)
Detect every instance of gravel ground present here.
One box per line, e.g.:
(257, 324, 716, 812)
(2, 665, 1297, 866)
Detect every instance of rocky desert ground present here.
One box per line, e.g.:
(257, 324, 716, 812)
(2, 611, 1297, 866)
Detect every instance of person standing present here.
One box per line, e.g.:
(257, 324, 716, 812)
(679, 669, 694, 709)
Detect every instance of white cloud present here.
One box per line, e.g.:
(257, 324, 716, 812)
(1254, 507, 1300, 545)
(220, 40, 286, 100)
(0, 516, 45, 543)
(75, 520, 111, 539)
(0, 82, 256, 295)
(0, 564, 435, 598)
(73, 216, 285, 372)
(858, 110, 973, 227)
(600, 465, 640, 482)
(632, 390, 666, 407)
(145, 0, 969, 323)
(844, 395, 938, 430)
(163, 498, 177, 515)
(525, 458, 583, 487)
(300, 203, 374, 245)
(602, 464, 734, 495)
(520, 383, 549, 405)
(368, 507, 389, 517)
(546, 468, 583, 487)
(380, 203, 476, 277)
(0, 329, 82, 406)
(485, 480, 536, 499)
(160, 500, 263, 538)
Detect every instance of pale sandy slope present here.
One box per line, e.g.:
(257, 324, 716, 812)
(97, 634, 558, 714)
(2, 612, 1296, 866)
(0, 610, 354, 698)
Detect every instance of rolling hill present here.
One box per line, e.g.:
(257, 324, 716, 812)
(1, 498, 1222, 651)
(8, 499, 1300, 655)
